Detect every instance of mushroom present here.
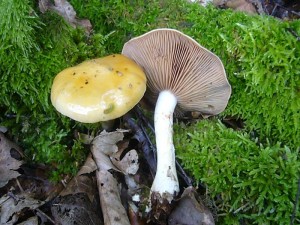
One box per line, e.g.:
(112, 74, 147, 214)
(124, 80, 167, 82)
(122, 29, 231, 204)
(51, 54, 146, 123)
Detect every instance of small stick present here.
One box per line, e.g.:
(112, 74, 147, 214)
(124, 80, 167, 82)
(135, 105, 155, 133)
(176, 160, 193, 187)
(16, 178, 25, 193)
(36, 208, 56, 224)
(123, 113, 157, 177)
(287, 28, 300, 41)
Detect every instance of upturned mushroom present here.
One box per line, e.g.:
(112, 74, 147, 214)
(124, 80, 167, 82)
(51, 54, 146, 123)
(122, 29, 231, 204)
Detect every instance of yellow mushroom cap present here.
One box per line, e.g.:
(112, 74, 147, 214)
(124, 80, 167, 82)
(51, 54, 146, 123)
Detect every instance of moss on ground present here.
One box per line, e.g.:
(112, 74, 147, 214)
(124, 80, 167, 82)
(0, 0, 299, 223)
(175, 119, 300, 224)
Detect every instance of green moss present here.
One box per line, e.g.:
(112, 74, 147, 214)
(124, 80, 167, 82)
(0, 0, 40, 58)
(0, 1, 299, 223)
(174, 119, 300, 224)
(66, 1, 300, 223)
(0, 0, 107, 178)
(70, 0, 300, 149)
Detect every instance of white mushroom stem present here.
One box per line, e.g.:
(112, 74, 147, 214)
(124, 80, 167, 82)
(151, 90, 179, 202)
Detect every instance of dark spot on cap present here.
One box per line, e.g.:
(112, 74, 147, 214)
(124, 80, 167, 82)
(128, 83, 133, 89)
(112, 55, 116, 57)
(72, 72, 76, 76)
(80, 86, 83, 88)
(85, 80, 89, 85)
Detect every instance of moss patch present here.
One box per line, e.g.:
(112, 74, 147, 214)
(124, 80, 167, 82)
(175, 119, 300, 224)
(0, 1, 299, 223)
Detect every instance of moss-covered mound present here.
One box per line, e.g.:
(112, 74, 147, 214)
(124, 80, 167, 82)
(0, 0, 299, 223)
(175, 119, 300, 223)
(0, 0, 107, 176)
(71, 0, 300, 148)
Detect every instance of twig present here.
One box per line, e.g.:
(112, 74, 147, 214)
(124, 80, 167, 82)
(233, 202, 251, 214)
(176, 160, 193, 186)
(271, 3, 279, 16)
(287, 28, 300, 41)
(123, 113, 157, 177)
(36, 208, 56, 224)
(16, 178, 25, 193)
(135, 105, 155, 133)
(269, 2, 300, 18)
(6, 192, 21, 203)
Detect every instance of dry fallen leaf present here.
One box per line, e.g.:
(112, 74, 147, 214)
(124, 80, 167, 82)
(226, 0, 257, 14)
(0, 132, 24, 188)
(51, 193, 103, 225)
(38, 0, 92, 33)
(111, 149, 139, 175)
(59, 174, 97, 201)
(92, 131, 122, 171)
(92, 130, 127, 155)
(168, 187, 215, 225)
(92, 148, 120, 172)
(77, 153, 97, 175)
(91, 130, 137, 225)
(96, 170, 130, 225)
(91, 131, 123, 171)
(92, 130, 139, 175)
(51, 154, 102, 225)
(213, 0, 257, 14)
(0, 193, 44, 225)
(60, 154, 98, 202)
